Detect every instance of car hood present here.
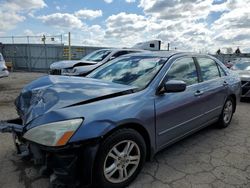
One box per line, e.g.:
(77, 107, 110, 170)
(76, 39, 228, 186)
(50, 60, 97, 69)
(15, 76, 136, 124)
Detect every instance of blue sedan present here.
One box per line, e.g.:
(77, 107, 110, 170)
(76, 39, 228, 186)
(0, 51, 241, 188)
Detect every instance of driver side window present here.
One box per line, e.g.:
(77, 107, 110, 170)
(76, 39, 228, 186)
(167, 58, 198, 86)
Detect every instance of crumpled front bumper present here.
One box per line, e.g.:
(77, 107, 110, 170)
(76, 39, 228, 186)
(241, 80, 250, 98)
(0, 119, 99, 187)
(0, 119, 23, 133)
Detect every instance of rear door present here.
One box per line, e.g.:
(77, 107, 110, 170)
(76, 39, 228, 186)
(195, 57, 228, 121)
(155, 57, 207, 148)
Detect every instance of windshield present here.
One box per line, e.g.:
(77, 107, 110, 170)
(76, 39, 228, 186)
(234, 62, 250, 71)
(82, 49, 111, 62)
(87, 56, 166, 90)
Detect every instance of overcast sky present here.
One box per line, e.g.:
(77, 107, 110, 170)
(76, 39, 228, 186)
(0, 0, 250, 53)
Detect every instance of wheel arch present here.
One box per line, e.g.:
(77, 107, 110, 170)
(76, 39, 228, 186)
(100, 123, 152, 161)
(228, 94, 236, 113)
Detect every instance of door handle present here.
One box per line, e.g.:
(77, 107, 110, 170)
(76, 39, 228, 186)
(223, 81, 229, 87)
(194, 90, 204, 96)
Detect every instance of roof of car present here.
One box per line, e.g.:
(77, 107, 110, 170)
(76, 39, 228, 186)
(118, 48, 148, 52)
(96, 48, 149, 52)
(122, 50, 212, 58)
(96, 49, 211, 58)
(120, 50, 181, 58)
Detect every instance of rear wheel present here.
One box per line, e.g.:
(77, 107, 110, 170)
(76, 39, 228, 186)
(217, 97, 234, 128)
(94, 128, 146, 188)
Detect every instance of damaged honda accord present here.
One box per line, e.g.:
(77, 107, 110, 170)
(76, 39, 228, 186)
(0, 51, 241, 188)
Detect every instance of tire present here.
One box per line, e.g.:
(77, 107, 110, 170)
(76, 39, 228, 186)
(94, 128, 146, 188)
(217, 97, 235, 128)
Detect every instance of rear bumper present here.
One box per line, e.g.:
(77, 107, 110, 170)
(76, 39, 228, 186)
(0, 119, 99, 187)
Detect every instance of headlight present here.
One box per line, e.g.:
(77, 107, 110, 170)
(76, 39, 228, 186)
(23, 119, 83, 147)
(61, 68, 75, 75)
(73, 67, 78, 73)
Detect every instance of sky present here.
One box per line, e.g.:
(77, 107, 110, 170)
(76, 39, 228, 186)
(0, 0, 250, 53)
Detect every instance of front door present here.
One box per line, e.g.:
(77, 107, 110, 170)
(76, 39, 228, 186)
(155, 57, 206, 149)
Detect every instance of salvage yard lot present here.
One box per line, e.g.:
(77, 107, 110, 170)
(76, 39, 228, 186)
(0, 72, 250, 188)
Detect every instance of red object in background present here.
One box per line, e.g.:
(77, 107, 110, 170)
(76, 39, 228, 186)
(225, 62, 234, 69)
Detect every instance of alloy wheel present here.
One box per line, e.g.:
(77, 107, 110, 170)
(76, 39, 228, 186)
(103, 140, 141, 183)
(223, 100, 233, 124)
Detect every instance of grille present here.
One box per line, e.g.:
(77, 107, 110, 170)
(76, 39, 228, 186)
(50, 69, 62, 75)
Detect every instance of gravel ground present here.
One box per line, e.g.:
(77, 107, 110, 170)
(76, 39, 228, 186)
(0, 72, 250, 188)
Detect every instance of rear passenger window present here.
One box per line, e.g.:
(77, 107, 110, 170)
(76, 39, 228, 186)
(197, 58, 220, 81)
(167, 58, 198, 86)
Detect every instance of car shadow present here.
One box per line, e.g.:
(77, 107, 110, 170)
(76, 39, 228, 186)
(240, 98, 250, 103)
(153, 123, 218, 158)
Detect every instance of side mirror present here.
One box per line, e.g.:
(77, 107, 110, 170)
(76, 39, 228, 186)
(159, 80, 187, 94)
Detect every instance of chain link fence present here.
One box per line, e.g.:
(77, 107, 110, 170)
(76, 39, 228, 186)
(0, 35, 105, 72)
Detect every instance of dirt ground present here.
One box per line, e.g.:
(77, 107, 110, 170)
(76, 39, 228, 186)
(1, 72, 250, 188)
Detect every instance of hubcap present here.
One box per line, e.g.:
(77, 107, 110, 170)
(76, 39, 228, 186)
(104, 140, 140, 183)
(223, 100, 233, 124)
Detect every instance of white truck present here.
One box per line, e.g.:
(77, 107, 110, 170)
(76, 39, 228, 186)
(132, 40, 161, 51)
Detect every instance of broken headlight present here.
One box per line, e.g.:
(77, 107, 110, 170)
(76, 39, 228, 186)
(61, 68, 76, 75)
(23, 119, 83, 147)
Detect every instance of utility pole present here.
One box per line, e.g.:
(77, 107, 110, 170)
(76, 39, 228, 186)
(27, 36, 30, 44)
(167, 43, 170, 51)
(42, 35, 46, 45)
(68, 32, 71, 60)
(60, 34, 63, 45)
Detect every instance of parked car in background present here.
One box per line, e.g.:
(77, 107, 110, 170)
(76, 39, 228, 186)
(231, 61, 250, 99)
(0, 51, 241, 188)
(0, 53, 9, 78)
(50, 48, 146, 76)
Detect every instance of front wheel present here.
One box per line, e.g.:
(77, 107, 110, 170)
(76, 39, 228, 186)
(217, 97, 235, 128)
(94, 128, 146, 188)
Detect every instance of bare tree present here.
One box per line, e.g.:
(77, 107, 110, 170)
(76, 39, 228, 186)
(235, 47, 241, 54)
(216, 49, 221, 54)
